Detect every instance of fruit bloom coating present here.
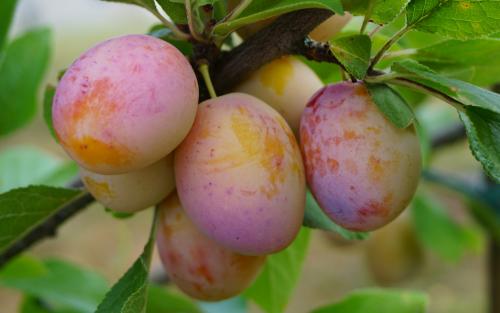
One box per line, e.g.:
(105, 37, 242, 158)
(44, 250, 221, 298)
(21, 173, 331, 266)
(175, 93, 306, 255)
(300, 82, 421, 231)
(235, 56, 323, 134)
(157, 193, 265, 301)
(80, 154, 175, 212)
(53, 34, 198, 174)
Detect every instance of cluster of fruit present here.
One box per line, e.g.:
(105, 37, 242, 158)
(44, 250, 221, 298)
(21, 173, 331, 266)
(52, 15, 421, 300)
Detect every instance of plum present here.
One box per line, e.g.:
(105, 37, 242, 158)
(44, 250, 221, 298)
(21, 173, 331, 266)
(80, 154, 175, 212)
(235, 56, 323, 134)
(175, 93, 306, 255)
(53, 34, 198, 174)
(157, 193, 265, 301)
(300, 82, 421, 231)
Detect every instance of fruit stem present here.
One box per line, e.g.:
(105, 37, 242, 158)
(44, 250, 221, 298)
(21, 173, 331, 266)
(369, 26, 412, 71)
(199, 63, 217, 99)
(225, 0, 253, 22)
(149, 9, 190, 40)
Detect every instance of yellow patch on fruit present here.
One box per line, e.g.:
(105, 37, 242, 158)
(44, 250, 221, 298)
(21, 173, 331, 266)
(67, 135, 132, 168)
(259, 57, 293, 96)
(83, 177, 114, 199)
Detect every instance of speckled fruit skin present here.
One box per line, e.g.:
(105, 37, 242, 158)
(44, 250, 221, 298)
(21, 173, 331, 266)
(80, 154, 175, 212)
(300, 82, 421, 231)
(175, 93, 306, 255)
(157, 193, 265, 301)
(235, 56, 323, 134)
(53, 34, 198, 174)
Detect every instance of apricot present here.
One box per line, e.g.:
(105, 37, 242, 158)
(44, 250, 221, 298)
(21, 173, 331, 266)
(175, 93, 305, 255)
(300, 82, 421, 231)
(157, 193, 265, 301)
(228, 0, 351, 41)
(234, 56, 323, 134)
(80, 155, 175, 212)
(53, 34, 198, 174)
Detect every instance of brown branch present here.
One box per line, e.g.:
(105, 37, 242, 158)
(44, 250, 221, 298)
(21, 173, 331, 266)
(212, 8, 334, 95)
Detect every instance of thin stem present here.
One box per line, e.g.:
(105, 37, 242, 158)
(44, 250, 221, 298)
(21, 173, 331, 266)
(390, 78, 464, 111)
(368, 25, 383, 37)
(360, 0, 375, 34)
(364, 72, 400, 84)
(382, 48, 417, 60)
(226, 0, 252, 22)
(185, 0, 208, 43)
(199, 63, 217, 99)
(370, 26, 412, 70)
(150, 10, 190, 40)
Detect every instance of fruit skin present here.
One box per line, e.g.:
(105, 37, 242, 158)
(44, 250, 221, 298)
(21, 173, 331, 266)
(234, 56, 323, 134)
(300, 82, 421, 231)
(80, 154, 175, 212)
(53, 34, 198, 174)
(175, 93, 306, 255)
(365, 213, 423, 285)
(157, 193, 265, 301)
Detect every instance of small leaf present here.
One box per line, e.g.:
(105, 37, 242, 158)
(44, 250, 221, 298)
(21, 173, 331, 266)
(0, 0, 18, 50)
(146, 285, 201, 313)
(0, 255, 108, 313)
(330, 34, 371, 79)
(213, 0, 343, 37)
(406, 0, 500, 40)
(0, 146, 78, 193)
(43, 85, 57, 140)
(0, 28, 51, 136)
(366, 83, 415, 128)
(94, 210, 158, 313)
(148, 25, 193, 55)
(244, 227, 311, 313)
(311, 288, 428, 313)
(459, 106, 500, 183)
(411, 192, 483, 261)
(0, 186, 87, 254)
(344, 0, 410, 24)
(304, 191, 368, 240)
(156, 0, 188, 24)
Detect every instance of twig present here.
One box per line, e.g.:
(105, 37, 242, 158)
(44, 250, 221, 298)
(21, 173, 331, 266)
(212, 8, 333, 95)
(0, 191, 95, 268)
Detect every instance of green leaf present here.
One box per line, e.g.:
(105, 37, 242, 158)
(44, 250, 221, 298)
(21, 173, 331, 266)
(304, 191, 369, 240)
(411, 192, 483, 261)
(459, 106, 500, 183)
(0, 0, 17, 50)
(102, 0, 157, 12)
(0, 146, 78, 193)
(343, 0, 410, 24)
(243, 227, 311, 313)
(148, 25, 193, 55)
(213, 0, 344, 37)
(20, 296, 81, 313)
(146, 285, 201, 313)
(43, 85, 57, 140)
(0, 186, 86, 254)
(94, 210, 158, 313)
(406, 0, 500, 40)
(367, 83, 415, 128)
(392, 60, 500, 113)
(413, 38, 500, 86)
(330, 34, 371, 79)
(156, 0, 188, 24)
(0, 28, 51, 136)
(0, 255, 108, 313)
(311, 288, 428, 313)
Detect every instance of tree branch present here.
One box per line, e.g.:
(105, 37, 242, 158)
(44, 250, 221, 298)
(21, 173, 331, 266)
(212, 8, 334, 94)
(0, 191, 95, 268)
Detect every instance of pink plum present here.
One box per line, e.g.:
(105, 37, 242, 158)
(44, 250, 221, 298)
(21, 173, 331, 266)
(157, 193, 265, 301)
(53, 34, 198, 174)
(175, 93, 306, 255)
(300, 82, 421, 231)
